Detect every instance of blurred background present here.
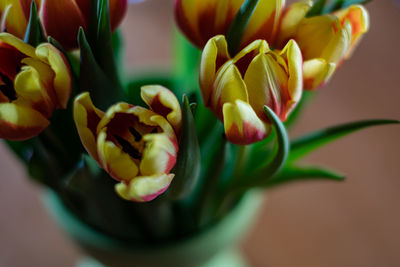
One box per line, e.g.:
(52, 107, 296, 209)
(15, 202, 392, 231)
(0, 0, 399, 266)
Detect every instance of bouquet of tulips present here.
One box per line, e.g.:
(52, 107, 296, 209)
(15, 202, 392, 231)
(0, 0, 397, 245)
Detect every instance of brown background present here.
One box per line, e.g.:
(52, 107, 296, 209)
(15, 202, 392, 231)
(0, 0, 399, 266)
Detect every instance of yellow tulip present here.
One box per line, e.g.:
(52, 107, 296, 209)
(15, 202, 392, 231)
(200, 35, 302, 145)
(0, 33, 72, 140)
(175, 0, 285, 49)
(276, 1, 369, 90)
(73, 85, 182, 202)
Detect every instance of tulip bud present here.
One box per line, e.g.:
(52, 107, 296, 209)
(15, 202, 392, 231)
(200, 35, 302, 145)
(0, 33, 72, 140)
(40, 0, 127, 50)
(175, 0, 285, 49)
(276, 2, 369, 90)
(73, 86, 182, 202)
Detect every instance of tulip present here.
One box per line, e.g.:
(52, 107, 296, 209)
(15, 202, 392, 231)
(0, 33, 72, 140)
(40, 0, 127, 50)
(276, 1, 369, 90)
(200, 35, 302, 145)
(0, 0, 40, 38)
(175, 0, 285, 49)
(73, 85, 182, 202)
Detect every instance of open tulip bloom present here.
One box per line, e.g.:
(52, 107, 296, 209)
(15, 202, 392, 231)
(0, 0, 398, 242)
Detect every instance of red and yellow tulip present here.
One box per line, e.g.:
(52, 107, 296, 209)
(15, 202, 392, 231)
(175, 0, 285, 49)
(200, 35, 302, 145)
(41, 0, 127, 50)
(73, 85, 182, 202)
(0, 33, 72, 140)
(276, 1, 369, 90)
(0, 0, 128, 50)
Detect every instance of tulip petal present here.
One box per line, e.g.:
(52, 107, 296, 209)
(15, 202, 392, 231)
(73, 92, 104, 161)
(212, 63, 248, 118)
(115, 173, 174, 202)
(140, 132, 177, 176)
(14, 63, 55, 117)
(97, 130, 139, 182)
(1, 1, 28, 39)
(223, 100, 269, 145)
(109, 0, 127, 31)
(0, 102, 49, 140)
(141, 85, 182, 133)
(241, 0, 285, 46)
(276, 0, 312, 47)
(0, 33, 36, 58)
(294, 15, 352, 64)
(200, 35, 230, 106)
(303, 59, 336, 90)
(335, 5, 369, 59)
(279, 39, 303, 117)
(40, 0, 87, 50)
(35, 43, 72, 109)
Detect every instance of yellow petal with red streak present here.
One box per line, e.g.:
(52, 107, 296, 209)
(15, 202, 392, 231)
(0, 102, 49, 140)
(223, 100, 269, 145)
(303, 59, 336, 90)
(97, 130, 139, 182)
(0, 33, 36, 58)
(115, 173, 174, 202)
(141, 85, 182, 133)
(73, 92, 104, 162)
(36, 43, 72, 109)
(200, 35, 230, 106)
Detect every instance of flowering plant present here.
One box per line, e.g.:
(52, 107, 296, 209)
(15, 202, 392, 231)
(0, 0, 397, 254)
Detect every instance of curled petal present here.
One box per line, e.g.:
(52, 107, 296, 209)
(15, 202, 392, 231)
(97, 130, 139, 182)
(14, 63, 55, 117)
(303, 59, 336, 90)
(222, 100, 269, 145)
(141, 85, 182, 133)
(73, 92, 104, 161)
(335, 5, 369, 59)
(278, 39, 303, 118)
(115, 173, 174, 202)
(0, 102, 49, 140)
(140, 131, 178, 176)
(35, 43, 72, 109)
(200, 35, 230, 106)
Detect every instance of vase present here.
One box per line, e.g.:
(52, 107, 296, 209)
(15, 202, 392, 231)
(43, 190, 265, 267)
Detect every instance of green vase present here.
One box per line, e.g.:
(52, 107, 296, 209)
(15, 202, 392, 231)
(43, 190, 264, 267)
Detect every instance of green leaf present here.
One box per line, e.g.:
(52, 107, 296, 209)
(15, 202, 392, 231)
(231, 106, 290, 190)
(226, 0, 260, 56)
(24, 1, 46, 46)
(264, 165, 345, 188)
(95, 0, 121, 90)
(290, 119, 399, 162)
(78, 28, 117, 109)
(168, 95, 201, 201)
(306, 0, 328, 17)
(255, 106, 290, 180)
